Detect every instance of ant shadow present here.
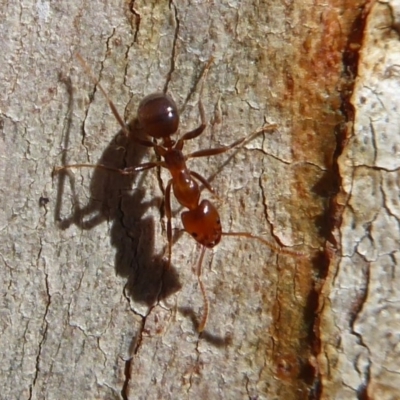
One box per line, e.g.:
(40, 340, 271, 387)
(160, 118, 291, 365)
(54, 75, 181, 309)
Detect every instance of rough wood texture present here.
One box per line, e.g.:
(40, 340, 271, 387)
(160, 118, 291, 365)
(0, 1, 376, 399)
(318, 1, 400, 398)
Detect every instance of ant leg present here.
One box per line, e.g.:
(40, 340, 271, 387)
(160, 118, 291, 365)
(164, 179, 173, 269)
(178, 99, 207, 143)
(222, 231, 304, 257)
(190, 171, 215, 194)
(122, 161, 166, 174)
(53, 161, 164, 176)
(196, 246, 209, 332)
(185, 124, 278, 160)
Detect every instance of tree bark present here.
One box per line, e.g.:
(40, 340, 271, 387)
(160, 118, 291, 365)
(0, 0, 385, 399)
(318, 1, 400, 398)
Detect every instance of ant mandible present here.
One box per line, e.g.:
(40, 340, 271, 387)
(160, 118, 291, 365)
(54, 54, 301, 332)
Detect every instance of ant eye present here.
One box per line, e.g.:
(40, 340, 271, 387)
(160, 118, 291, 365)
(192, 232, 198, 238)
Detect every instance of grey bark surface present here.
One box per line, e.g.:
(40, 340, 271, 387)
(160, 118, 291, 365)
(2, 2, 304, 398)
(318, 1, 400, 398)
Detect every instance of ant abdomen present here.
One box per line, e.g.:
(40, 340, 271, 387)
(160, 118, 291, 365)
(138, 93, 179, 139)
(181, 199, 222, 248)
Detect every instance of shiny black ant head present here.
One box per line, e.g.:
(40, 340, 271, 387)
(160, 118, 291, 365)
(137, 93, 179, 139)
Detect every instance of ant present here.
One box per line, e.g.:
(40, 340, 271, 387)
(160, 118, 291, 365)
(54, 54, 302, 332)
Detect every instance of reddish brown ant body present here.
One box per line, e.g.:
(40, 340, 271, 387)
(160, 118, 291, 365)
(54, 55, 301, 332)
